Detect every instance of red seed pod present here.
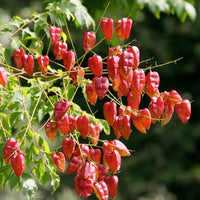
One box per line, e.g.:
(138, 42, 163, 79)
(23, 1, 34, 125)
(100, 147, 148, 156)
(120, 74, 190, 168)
(74, 172, 94, 198)
(110, 139, 131, 157)
(161, 102, 174, 126)
(175, 99, 191, 123)
(116, 18, 133, 40)
(117, 70, 133, 97)
(101, 18, 114, 41)
(70, 66, 85, 86)
(53, 41, 68, 60)
(45, 120, 58, 141)
(11, 150, 25, 177)
(97, 164, 108, 182)
(148, 96, 165, 123)
(127, 46, 140, 69)
(94, 181, 109, 200)
(146, 71, 160, 97)
(0, 67, 7, 87)
(83, 31, 96, 52)
(89, 148, 102, 164)
(119, 50, 134, 78)
(3, 138, 20, 164)
(81, 161, 98, 181)
(51, 151, 66, 172)
(88, 55, 103, 77)
(86, 83, 98, 105)
(131, 108, 151, 133)
(106, 150, 121, 173)
(108, 46, 123, 57)
(37, 55, 49, 74)
(74, 172, 82, 196)
(57, 115, 70, 135)
(103, 102, 117, 126)
(62, 138, 76, 159)
(105, 175, 119, 198)
(112, 75, 121, 92)
(63, 50, 76, 71)
(119, 69, 133, 90)
(77, 116, 90, 139)
(117, 115, 131, 140)
(13, 48, 25, 68)
(106, 55, 120, 82)
(89, 122, 101, 145)
(49, 26, 61, 44)
(131, 68, 146, 94)
(169, 90, 182, 107)
(54, 100, 70, 122)
(112, 117, 122, 139)
(103, 141, 116, 155)
(68, 115, 77, 134)
(67, 157, 84, 174)
(127, 91, 141, 110)
(22, 54, 34, 76)
(94, 77, 109, 100)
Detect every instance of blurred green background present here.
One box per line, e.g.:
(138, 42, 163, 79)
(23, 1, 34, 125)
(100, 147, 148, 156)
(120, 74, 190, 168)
(0, 0, 200, 199)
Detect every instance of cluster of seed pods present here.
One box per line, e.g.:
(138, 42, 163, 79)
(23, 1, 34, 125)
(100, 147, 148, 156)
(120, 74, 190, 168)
(6, 16, 192, 200)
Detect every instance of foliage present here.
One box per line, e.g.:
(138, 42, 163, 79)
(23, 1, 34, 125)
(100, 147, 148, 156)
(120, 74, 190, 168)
(0, 0, 95, 198)
(83, 0, 196, 22)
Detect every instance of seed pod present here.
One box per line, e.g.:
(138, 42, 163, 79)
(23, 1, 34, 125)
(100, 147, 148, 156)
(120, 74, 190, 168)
(11, 150, 25, 177)
(22, 54, 34, 76)
(37, 55, 49, 74)
(13, 48, 25, 68)
(101, 18, 114, 41)
(116, 18, 132, 40)
(88, 55, 103, 77)
(63, 50, 76, 71)
(103, 102, 117, 126)
(94, 77, 109, 100)
(49, 26, 61, 44)
(83, 31, 96, 52)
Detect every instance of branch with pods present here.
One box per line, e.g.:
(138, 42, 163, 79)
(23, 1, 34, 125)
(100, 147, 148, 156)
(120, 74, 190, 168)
(0, 10, 191, 200)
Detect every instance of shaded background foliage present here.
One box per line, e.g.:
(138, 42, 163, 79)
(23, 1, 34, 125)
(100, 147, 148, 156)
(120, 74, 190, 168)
(0, 0, 199, 199)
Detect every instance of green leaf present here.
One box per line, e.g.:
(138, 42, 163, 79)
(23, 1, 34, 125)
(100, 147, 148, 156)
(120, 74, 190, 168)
(34, 13, 48, 34)
(51, 174, 60, 193)
(42, 171, 51, 186)
(0, 165, 12, 188)
(0, 143, 4, 164)
(185, 2, 196, 21)
(67, 84, 76, 101)
(25, 142, 36, 169)
(67, 0, 95, 29)
(0, 113, 12, 137)
(22, 27, 37, 39)
(9, 16, 24, 28)
(0, 28, 12, 34)
(61, 31, 67, 42)
(37, 108, 44, 122)
(10, 38, 20, 51)
(36, 133, 50, 153)
(27, 129, 34, 142)
(9, 111, 25, 128)
(99, 119, 110, 135)
(7, 101, 23, 110)
(32, 159, 46, 179)
(8, 174, 20, 190)
(175, 0, 185, 20)
(25, 94, 32, 114)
